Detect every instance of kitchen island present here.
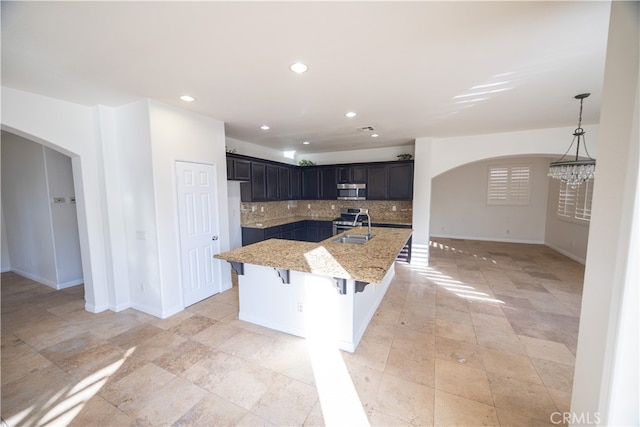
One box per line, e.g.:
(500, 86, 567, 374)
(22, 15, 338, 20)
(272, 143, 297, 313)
(214, 226, 412, 352)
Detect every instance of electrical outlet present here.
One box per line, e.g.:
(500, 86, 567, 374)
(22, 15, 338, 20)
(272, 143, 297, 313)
(307, 204, 311, 209)
(297, 303, 304, 312)
(392, 205, 396, 211)
(331, 205, 335, 210)
(251, 206, 257, 212)
(260, 206, 264, 212)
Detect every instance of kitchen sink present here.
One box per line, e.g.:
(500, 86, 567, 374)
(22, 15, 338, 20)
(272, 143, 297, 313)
(332, 234, 373, 244)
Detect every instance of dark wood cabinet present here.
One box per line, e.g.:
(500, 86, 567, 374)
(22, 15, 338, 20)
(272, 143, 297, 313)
(366, 164, 388, 199)
(278, 167, 291, 200)
(241, 220, 327, 246)
(250, 162, 267, 201)
(320, 167, 337, 199)
(227, 156, 251, 181)
(290, 167, 301, 199)
(293, 221, 306, 241)
(301, 167, 320, 199)
(337, 165, 367, 183)
(387, 162, 414, 200)
(266, 164, 279, 200)
(305, 220, 333, 242)
(230, 153, 413, 202)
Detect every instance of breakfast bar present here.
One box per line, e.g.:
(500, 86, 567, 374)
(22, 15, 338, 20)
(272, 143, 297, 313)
(214, 226, 412, 352)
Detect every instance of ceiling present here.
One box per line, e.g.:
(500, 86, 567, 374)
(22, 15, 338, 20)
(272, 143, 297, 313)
(1, 1, 611, 155)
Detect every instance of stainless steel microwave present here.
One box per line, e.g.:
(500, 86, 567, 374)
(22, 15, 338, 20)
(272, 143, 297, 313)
(337, 183, 366, 200)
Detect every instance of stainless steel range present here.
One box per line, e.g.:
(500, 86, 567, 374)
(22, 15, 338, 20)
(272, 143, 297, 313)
(332, 208, 370, 235)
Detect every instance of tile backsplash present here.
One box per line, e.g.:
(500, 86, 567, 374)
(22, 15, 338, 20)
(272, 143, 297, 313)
(239, 199, 412, 225)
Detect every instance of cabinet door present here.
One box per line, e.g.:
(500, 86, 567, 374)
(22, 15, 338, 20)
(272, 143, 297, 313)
(387, 163, 414, 200)
(242, 228, 266, 246)
(293, 222, 306, 241)
(234, 159, 252, 181)
(367, 165, 388, 199)
(337, 166, 351, 183)
(302, 168, 320, 199)
(318, 221, 334, 241)
(320, 167, 337, 199)
(226, 157, 234, 180)
(278, 167, 291, 200)
(290, 167, 301, 199)
(266, 164, 279, 200)
(352, 166, 367, 183)
(251, 162, 267, 201)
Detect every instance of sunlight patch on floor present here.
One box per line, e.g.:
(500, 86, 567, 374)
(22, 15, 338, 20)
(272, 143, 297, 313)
(8, 348, 135, 427)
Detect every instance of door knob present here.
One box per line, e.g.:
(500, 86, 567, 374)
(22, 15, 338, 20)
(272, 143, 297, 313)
(212, 236, 219, 241)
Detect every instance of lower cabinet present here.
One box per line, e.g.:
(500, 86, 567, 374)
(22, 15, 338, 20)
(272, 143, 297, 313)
(241, 220, 331, 246)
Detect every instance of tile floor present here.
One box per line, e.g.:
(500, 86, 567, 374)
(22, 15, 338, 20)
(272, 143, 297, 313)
(1, 239, 584, 426)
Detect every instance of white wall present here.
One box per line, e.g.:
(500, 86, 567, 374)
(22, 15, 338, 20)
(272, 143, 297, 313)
(430, 156, 550, 244)
(544, 178, 590, 264)
(571, 1, 639, 424)
(1, 206, 10, 272)
(1, 88, 232, 319)
(226, 137, 297, 165)
(301, 145, 415, 165)
(148, 100, 231, 317)
(113, 100, 161, 314)
(1, 87, 111, 312)
(1, 134, 58, 286)
(0, 134, 82, 288)
(227, 181, 242, 250)
(44, 147, 83, 286)
(412, 125, 599, 266)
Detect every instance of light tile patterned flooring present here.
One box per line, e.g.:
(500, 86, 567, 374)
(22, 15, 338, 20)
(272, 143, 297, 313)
(1, 239, 584, 426)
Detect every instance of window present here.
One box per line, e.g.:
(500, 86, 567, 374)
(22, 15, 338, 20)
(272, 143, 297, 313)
(557, 178, 593, 222)
(487, 164, 531, 205)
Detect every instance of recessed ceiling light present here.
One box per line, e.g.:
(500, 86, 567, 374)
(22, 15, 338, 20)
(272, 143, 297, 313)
(345, 111, 357, 118)
(371, 134, 379, 138)
(290, 62, 308, 73)
(260, 125, 270, 130)
(180, 95, 195, 102)
(302, 141, 310, 145)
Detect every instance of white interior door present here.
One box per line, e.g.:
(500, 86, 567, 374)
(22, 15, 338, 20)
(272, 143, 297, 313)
(176, 161, 221, 306)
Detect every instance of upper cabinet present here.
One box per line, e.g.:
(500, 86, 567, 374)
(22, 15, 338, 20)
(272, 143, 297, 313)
(227, 156, 251, 181)
(228, 153, 413, 201)
(387, 162, 414, 200)
(337, 165, 367, 184)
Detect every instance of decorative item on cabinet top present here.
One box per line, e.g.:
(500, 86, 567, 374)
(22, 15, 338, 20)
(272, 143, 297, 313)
(298, 159, 316, 166)
(397, 153, 412, 160)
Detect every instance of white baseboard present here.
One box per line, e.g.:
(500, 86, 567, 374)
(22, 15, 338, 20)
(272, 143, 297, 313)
(430, 233, 545, 245)
(85, 302, 109, 313)
(57, 278, 84, 289)
(9, 268, 84, 290)
(545, 242, 586, 265)
(10, 268, 58, 289)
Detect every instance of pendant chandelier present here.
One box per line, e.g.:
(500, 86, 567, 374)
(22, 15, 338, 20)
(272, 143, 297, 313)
(548, 93, 596, 186)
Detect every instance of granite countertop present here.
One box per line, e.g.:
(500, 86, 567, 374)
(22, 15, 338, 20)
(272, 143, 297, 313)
(215, 226, 412, 283)
(242, 216, 338, 229)
(242, 216, 412, 229)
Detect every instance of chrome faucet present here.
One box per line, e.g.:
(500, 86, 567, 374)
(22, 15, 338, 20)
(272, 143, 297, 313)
(352, 208, 372, 239)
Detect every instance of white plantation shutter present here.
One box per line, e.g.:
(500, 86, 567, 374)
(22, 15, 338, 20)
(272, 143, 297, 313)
(487, 167, 509, 202)
(557, 178, 593, 222)
(557, 181, 576, 217)
(509, 166, 530, 203)
(487, 164, 530, 205)
(575, 178, 593, 221)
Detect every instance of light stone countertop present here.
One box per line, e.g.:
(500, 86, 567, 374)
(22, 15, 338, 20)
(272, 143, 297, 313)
(215, 226, 412, 283)
(242, 216, 338, 229)
(242, 216, 412, 229)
